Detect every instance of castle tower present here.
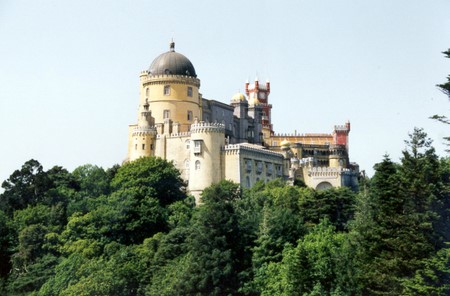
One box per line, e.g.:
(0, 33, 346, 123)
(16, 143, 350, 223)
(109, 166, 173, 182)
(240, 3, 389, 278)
(329, 121, 351, 168)
(188, 120, 226, 203)
(245, 78, 273, 143)
(127, 41, 202, 162)
(127, 96, 157, 160)
(140, 41, 201, 133)
(230, 92, 249, 143)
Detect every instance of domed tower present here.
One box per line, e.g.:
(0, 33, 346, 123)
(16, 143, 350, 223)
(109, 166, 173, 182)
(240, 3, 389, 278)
(127, 41, 201, 162)
(140, 41, 201, 133)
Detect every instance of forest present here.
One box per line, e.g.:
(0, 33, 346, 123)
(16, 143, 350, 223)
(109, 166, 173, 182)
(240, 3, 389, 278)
(0, 126, 449, 296)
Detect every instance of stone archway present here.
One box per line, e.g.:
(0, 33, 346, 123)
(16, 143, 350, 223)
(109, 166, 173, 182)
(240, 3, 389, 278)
(316, 181, 333, 191)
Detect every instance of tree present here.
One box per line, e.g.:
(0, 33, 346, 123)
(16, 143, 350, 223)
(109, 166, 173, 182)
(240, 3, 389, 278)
(352, 129, 449, 294)
(175, 181, 243, 295)
(111, 157, 186, 206)
(437, 49, 450, 97)
(402, 246, 450, 296)
(0, 210, 12, 280)
(299, 187, 356, 231)
(72, 164, 112, 197)
(352, 155, 413, 294)
(0, 160, 48, 214)
(432, 48, 450, 151)
(259, 219, 357, 296)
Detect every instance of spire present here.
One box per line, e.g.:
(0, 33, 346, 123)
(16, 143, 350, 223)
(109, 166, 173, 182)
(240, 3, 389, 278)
(169, 39, 175, 52)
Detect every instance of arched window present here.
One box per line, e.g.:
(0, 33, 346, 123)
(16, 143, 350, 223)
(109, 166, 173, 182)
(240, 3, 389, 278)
(185, 140, 190, 149)
(184, 159, 190, 169)
(195, 160, 200, 170)
(145, 87, 149, 96)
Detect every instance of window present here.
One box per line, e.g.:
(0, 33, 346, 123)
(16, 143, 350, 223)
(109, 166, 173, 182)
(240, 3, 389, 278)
(142, 144, 145, 150)
(187, 86, 193, 97)
(267, 163, 273, 175)
(185, 159, 190, 169)
(185, 140, 190, 149)
(195, 160, 201, 170)
(164, 85, 170, 95)
(145, 87, 149, 96)
(194, 140, 202, 154)
(246, 176, 250, 188)
(256, 161, 263, 173)
(135, 144, 137, 150)
(187, 111, 193, 121)
(277, 165, 282, 176)
(150, 144, 153, 150)
(163, 110, 170, 119)
(246, 160, 252, 172)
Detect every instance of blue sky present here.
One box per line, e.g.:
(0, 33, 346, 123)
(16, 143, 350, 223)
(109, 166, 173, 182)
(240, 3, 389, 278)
(0, 0, 449, 184)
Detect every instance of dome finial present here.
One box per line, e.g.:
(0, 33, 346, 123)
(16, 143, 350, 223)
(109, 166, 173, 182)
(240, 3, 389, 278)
(169, 39, 175, 52)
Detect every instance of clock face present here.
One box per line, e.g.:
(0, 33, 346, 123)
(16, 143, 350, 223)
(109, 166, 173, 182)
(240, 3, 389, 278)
(259, 93, 265, 99)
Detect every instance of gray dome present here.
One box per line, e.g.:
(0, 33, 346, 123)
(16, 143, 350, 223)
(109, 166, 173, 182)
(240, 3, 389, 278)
(148, 42, 197, 77)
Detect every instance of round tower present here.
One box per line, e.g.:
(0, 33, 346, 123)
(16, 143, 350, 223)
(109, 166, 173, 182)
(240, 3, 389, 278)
(329, 145, 348, 168)
(188, 120, 225, 203)
(139, 41, 201, 133)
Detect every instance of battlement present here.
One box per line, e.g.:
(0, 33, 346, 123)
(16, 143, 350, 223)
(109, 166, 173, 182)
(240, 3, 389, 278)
(308, 167, 341, 178)
(334, 121, 351, 132)
(307, 166, 353, 177)
(132, 126, 157, 136)
(190, 121, 225, 133)
(334, 125, 349, 132)
(140, 74, 201, 87)
(170, 131, 191, 138)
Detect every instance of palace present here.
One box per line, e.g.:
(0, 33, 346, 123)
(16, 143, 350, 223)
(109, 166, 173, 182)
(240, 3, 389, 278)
(126, 42, 359, 202)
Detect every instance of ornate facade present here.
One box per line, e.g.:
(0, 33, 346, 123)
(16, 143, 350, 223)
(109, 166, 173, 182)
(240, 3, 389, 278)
(126, 42, 359, 202)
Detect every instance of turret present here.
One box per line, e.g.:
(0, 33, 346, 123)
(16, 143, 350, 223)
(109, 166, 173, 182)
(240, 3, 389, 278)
(333, 121, 351, 149)
(188, 120, 226, 203)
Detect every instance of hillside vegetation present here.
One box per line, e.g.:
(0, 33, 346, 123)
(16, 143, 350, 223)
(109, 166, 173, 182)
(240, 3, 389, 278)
(0, 128, 449, 295)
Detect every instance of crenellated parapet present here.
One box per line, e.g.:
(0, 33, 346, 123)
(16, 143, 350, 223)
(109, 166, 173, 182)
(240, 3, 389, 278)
(132, 126, 157, 136)
(190, 121, 225, 134)
(307, 166, 354, 177)
(329, 144, 347, 156)
(308, 166, 341, 178)
(140, 73, 201, 88)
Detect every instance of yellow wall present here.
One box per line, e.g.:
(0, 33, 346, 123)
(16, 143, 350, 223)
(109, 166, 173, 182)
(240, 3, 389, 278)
(139, 75, 201, 130)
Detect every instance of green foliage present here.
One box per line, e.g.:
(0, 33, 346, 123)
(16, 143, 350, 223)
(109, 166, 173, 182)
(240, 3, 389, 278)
(111, 157, 186, 205)
(258, 219, 357, 296)
(0, 210, 12, 278)
(175, 180, 243, 295)
(1, 160, 48, 214)
(402, 246, 450, 295)
(437, 49, 450, 97)
(0, 134, 448, 295)
(433, 48, 450, 151)
(299, 187, 356, 231)
(351, 129, 450, 295)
